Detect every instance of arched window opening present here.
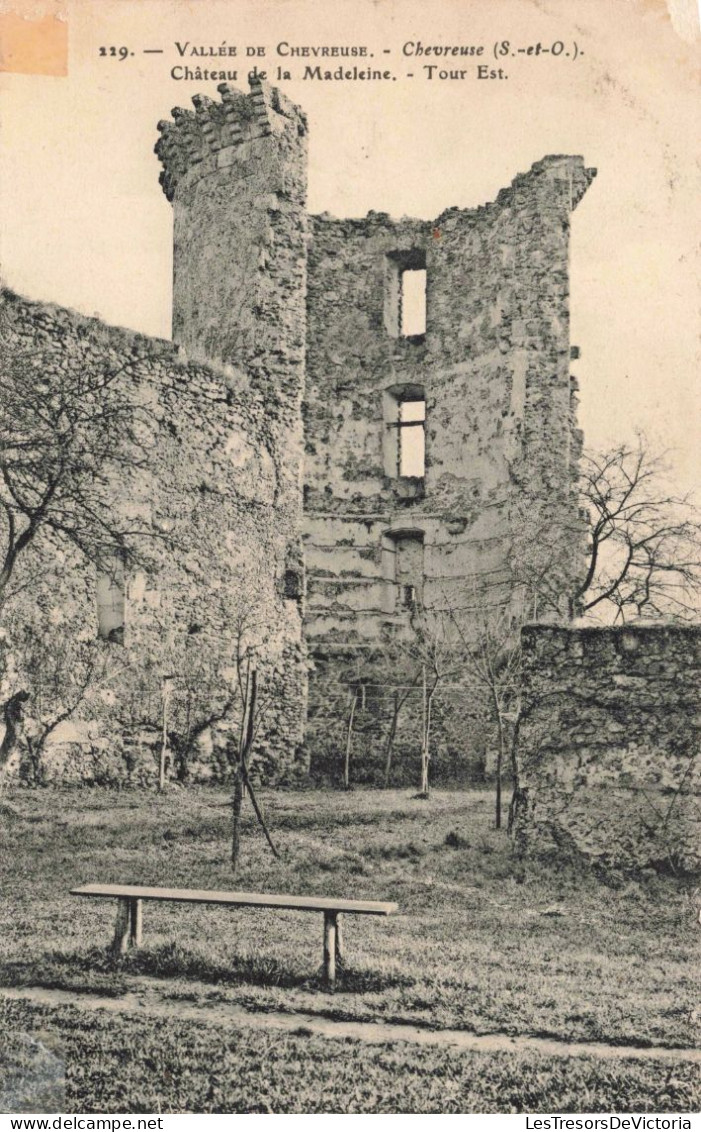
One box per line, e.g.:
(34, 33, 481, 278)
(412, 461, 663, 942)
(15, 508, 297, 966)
(381, 529, 425, 614)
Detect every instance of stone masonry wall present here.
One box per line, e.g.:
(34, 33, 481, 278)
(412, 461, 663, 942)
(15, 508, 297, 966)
(0, 80, 312, 788)
(514, 623, 701, 870)
(1, 288, 307, 786)
(2, 81, 605, 794)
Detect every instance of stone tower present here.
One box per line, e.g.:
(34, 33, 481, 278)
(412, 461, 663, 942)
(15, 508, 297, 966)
(155, 80, 310, 769)
(302, 155, 596, 780)
(155, 82, 598, 783)
(155, 78, 308, 406)
(155, 78, 308, 604)
(303, 156, 596, 637)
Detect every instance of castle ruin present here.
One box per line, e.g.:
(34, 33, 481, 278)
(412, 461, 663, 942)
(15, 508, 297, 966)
(153, 78, 598, 784)
(1, 81, 313, 785)
(302, 152, 596, 780)
(0, 78, 596, 788)
(2, 78, 698, 867)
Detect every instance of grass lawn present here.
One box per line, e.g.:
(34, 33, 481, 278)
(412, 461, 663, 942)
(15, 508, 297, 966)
(2, 998, 697, 1114)
(1, 786, 699, 1113)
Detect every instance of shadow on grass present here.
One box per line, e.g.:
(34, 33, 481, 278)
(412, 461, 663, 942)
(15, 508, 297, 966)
(0, 943, 415, 997)
(273, 809, 394, 833)
(0, 957, 130, 998)
(366, 842, 425, 861)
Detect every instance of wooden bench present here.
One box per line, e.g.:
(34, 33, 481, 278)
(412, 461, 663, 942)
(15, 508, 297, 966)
(70, 884, 398, 986)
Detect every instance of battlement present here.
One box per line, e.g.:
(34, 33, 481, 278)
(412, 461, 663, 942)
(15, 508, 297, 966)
(155, 78, 308, 201)
(495, 154, 597, 211)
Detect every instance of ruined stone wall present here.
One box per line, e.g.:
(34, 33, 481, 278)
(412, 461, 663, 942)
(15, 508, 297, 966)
(1, 288, 307, 786)
(303, 156, 596, 780)
(2, 80, 604, 792)
(514, 623, 701, 870)
(0, 80, 314, 788)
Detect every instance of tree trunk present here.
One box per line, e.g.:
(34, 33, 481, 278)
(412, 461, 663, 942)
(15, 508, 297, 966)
(158, 679, 172, 792)
(495, 745, 502, 830)
(231, 767, 243, 873)
(507, 708, 523, 835)
(424, 692, 434, 796)
(24, 737, 42, 786)
(383, 691, 399, 788)
(343, 690, 356, 790)
(0, 690, 30, 793)
(492, 688, 505, 830)
(419, 667, 432, 797)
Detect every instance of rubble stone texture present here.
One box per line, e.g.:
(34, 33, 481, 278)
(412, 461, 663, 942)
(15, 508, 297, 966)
(514, 623, 701, 870)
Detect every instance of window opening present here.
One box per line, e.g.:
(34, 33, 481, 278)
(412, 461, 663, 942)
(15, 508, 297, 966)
(398, 397, 426, 478)
(384, 249, 427, 341)
(381, 529, 425, 615)
(97, 553, 125, 643)
(402, 583, 418, 609)
(283, 569, 303, 600)
(382, 384, 427, 481)
(392, 531, 425, 611)
(400, 268, 427, 337)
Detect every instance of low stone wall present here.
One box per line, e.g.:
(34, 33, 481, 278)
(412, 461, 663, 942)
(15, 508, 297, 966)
(514, 623, 701, 871)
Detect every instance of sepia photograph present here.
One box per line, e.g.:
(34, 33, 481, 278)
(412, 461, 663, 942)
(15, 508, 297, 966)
(0, 0, 698, 1118)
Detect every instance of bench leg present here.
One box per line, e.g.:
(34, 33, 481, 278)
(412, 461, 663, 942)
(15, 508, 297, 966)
(111, 898, 131, 956)
(323, 911, 337, 986)
(111, 897, 142, 954)
(335, 913, 344, 967)
(129, 898, 143, 948)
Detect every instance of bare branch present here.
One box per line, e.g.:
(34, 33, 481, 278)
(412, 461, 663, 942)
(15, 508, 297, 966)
(576, 435, 700, 623)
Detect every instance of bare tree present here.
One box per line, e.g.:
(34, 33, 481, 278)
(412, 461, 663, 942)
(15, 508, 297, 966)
(408, 610, 460, 798)
(342, 685, 358, 790)
(19, 634, 122, 785)
(382, 671, 421, 788)
(448, 597, 522, 830)
(0, 691, 29, 786)
(0, 319, 159, 787)
(365, 601, 516, 802)
(575, 436, 701, 622)
(161, 666, 235, 789)
(0, 623, 129, 795)
(0, 329, 155, 609)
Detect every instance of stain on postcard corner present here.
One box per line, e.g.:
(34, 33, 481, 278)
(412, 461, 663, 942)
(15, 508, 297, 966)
(666, 0, 701, 42)
(0, 6, 67, 76)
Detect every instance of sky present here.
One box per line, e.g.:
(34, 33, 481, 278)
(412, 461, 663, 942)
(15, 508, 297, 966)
(0, 0, 698, 491)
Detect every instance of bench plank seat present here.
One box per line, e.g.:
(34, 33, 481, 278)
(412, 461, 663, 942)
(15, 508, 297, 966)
(71, 884, 397, 916)
(70, 883, 398, 985)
